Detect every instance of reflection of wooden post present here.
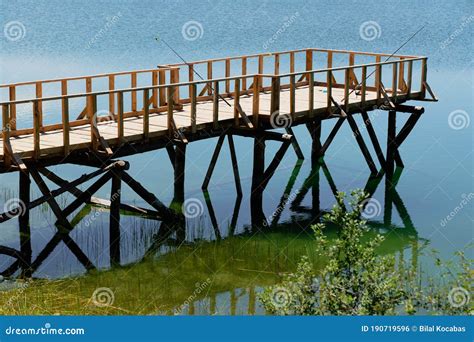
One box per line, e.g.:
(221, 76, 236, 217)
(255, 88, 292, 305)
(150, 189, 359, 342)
(251, 135, 265, 227)
(19, 170, 32, 277)
(308, 121, 322, 168)
(110, 168, 122, 265)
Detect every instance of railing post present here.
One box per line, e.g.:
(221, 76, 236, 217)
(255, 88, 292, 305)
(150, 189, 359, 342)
(35, 82, 43, 131)
(2, 104, 11, 166)
(207, 61, 213, 95)
(190, 83, 197, 133)
(274, 53, 280, 75)
(143, 89, 149, 139)
(421, 58, 427, 98)
(90, 94, 98, 151)
(33, 101, 40, 159)
(170, 68, 180, 103)
(158, 69, 166, 106)
(361, 66, 367, 105)
(305, 50, 313, 81)
(252, 75, 260, 128)
(167, 85, 174, 134)
(392, 62, 398, 102)
(290, 51, 295, 73)
(375, 56, 382, 104)
(152, 70, 158, 108)
(407, 60, 413, 95)
(131, 72, 137, 112)
(109, 75, 115, 115)
(225, 59, 230, 94)
(327, 70, 333, 115)
(188, 64, 194, 99)
(61, 80, 70, 156)
(234, 78, 240, 127)
(8, 86, 16, 131)
(290, 74, 296, 119)
(117, 91, 124, 142)
(213, 81, 219, 129)
(308, 72, 314, 117)
(270, 76, 280, 115)
(242, 57, 247, 91)
(344, 68, 350, 112)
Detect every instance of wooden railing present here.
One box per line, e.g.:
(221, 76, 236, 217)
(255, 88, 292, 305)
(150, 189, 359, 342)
(0, 48, 428, 165)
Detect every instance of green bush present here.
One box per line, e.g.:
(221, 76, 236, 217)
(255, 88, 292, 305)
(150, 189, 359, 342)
(260, 190, 472, 315)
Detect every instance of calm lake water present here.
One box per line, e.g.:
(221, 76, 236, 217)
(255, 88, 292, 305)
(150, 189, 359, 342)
(0, 0, 472, 314)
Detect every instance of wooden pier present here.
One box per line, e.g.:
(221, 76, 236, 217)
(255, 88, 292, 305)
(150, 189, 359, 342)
(0, 48, 436, 277)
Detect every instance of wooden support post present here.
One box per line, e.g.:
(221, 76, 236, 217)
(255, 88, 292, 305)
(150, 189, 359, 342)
(421, 58, 427, 98)
(170, 68, 180, 103)
(344, 68, 350, 112)
(360, 110, 386, 170)
(290, 51, 295, 73)
(227, 134, 242, 196)
(190, 83, 197, 133)
(258, 55, 264, 75)
(213, 81, 219, 129)
(252, 75, 260, 128)
(308, 120, 322, 168)
(274, 54, 280, 75)
(305, 50, 313, 80)
(361, 66, 367, 105)
(346, 113, 378, 174)
(143, 89, 149, 139)
(202, 134, 225, 190)
(109, 75, 115, 115)
(250, 135, 266, 227)
(174, 142, 186, 204)
(188, 64, 194, 97)
(392, 62, 398, 101)
(19, 170, 32, 277)
(407, 60, 413, 95)
(90, 94, 98, 151)
(109, 168, 122, 265)
(327, 70, 332, 114)
(61, 81, 70, 156)
(386, 110, 397, 180)
(8, 86, 16, 131)
(375, 55, 382, 104)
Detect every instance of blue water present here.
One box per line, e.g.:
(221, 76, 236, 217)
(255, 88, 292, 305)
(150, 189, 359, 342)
(0, 0, 472, 281)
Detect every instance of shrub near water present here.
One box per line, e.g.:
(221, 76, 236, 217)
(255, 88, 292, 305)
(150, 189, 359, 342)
(260, 190, 473, 315)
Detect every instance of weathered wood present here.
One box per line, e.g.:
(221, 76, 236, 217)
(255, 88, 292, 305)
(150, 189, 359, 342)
(386, 110, 397, 178)
(392, 62, 398, 101)
(152, 70, 158, 108)
(375, 55, 382, 104)
(8, 86, 16, 131)
(241, 57, 247, 90)
(109, 167, 122, 265)
(35, 82, 43, 129)
(190, 83, 197, 133)
(19, 170, 32, 277)
(360, 110, 386, 170)
(131, 72, 137, 112)
(361, 66, 367, 105)
(344, 68, 350, 111)
(274, 54, 280, 75)
(270, 76, 280, 115)
(252, 75, 260, 127)
(108, 75, 115, 115)
(213, 81, 219, 129)
(290, 74, 296, 119)
(158, 69, 166, 105)
(321, 117, 345, 154)
(143, 89, 150, 139)
(234, 78, 240, 127)
(308, 73, 314, 117)
(32, 101, 40, 159)
(2, 104, 11, 167)
(227, 134, 242, 196)
(225, 59, 230, 93)
(61, 82, 70, 156)
(346, 113, 378, 174)
(207, 61, 213, 95)
(167, 85, 174, 134)
(117, 91, 124, 142)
